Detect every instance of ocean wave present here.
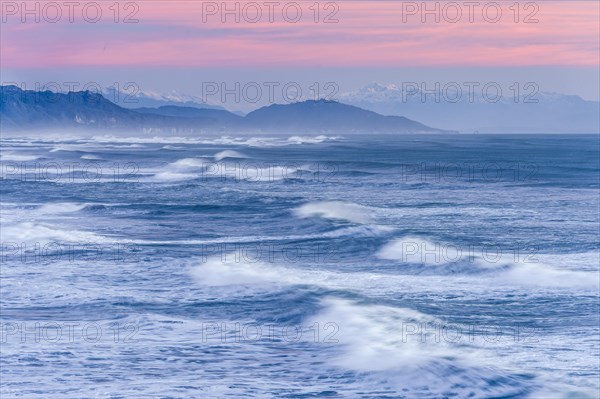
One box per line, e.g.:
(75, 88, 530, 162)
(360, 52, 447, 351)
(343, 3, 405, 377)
(213, 150, 248, 161)
(37, 202, 89, 214)
(167, 158, 211, 170)
(149, 158, 301, 182)
(149, 171, 199, 182)
(287, 135, 341, 144)
(310, 297, 462, 371)
(80, 154, 103, 160)
(306, 297, 533, 397)
(377, 236, 458, 266)
(377, 236, 599, 288)
(0, 222, 109, 245)
(0, 151, 41, 161)
(293, 201, 372, 224)
(190, 256, 298, 287)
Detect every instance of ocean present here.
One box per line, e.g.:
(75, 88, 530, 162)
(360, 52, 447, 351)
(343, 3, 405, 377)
(1, 133, 599, 398)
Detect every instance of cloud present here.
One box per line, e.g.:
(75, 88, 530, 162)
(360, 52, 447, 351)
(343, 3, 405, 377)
(2, 1, 598, 68)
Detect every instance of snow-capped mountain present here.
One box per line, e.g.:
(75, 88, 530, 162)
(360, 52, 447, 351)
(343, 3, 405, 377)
(337, 83, 600, 133)
(102, 86, 228, 111)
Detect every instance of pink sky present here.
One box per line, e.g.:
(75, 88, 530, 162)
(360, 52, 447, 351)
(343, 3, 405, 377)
(1, 1, 598, 68)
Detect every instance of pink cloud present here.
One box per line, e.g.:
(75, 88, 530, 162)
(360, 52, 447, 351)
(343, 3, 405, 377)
(1, 1, 598, 67)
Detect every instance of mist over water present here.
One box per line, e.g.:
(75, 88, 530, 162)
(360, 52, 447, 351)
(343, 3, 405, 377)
(1, 134, 599, 398)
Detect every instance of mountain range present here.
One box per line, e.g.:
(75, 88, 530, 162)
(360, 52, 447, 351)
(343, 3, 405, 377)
(3, 83, 596, 134)
(0, 85, 451, 134)
(102, 86, 229, 112)
(338, 83, 600, 133)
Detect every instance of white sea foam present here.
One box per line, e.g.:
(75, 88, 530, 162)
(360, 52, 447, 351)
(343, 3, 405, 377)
(218, 164, 299, 181)
(214, 150, 248, 161)
(80, 154, 103, 160)
(49, 144, 97, 152)
(309, 297, 474, 371)
(293, 201, 372, 224)
(190, 256, 298, 286)
(377, 236, 461, 266)
(0, 152, 40, 161)
(377, 236, 599, 288)
(287, 135, 340, 144)
(150, 171, 198, 182)
(168, 158, 210, 170)
(146, 158, 210, 181)
(188, 252, 456, 300)
(0, 202, 107, 245)
(108, 144, 146, 148)
(37, 202, 89, 214)
(155, 157, 299, 182)
(228, 137, 280, 147)
(306, 297, 540, 397)
(488, 259, 597, 288)
(0, 202, 88, 226)
(0, 222, 108, 245)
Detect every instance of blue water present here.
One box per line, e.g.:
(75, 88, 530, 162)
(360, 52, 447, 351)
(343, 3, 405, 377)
(1, 134, 599, 398)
